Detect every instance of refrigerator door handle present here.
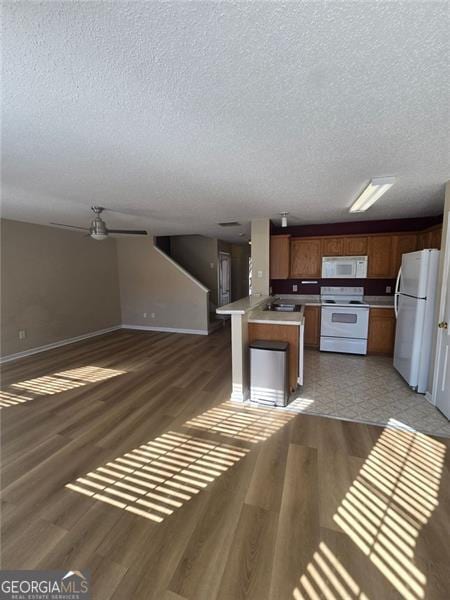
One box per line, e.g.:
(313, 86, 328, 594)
(394, 266, 402, 319)
(395, 266, 402, 295)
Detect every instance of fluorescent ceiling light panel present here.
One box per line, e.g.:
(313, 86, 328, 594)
(349, 177, 396, 213)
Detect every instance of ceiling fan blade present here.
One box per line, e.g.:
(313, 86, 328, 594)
(50, 222, 89, 231)
(107, 229, 148, 235)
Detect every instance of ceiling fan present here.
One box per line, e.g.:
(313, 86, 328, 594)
(51, 206, 148, 241)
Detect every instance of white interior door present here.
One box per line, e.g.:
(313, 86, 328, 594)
(434, 248, 450, 418)
(219, 252, 231, 306)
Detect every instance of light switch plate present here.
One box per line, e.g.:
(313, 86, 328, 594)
(292, 284, 298, 292)
(257, 270, 263, 278)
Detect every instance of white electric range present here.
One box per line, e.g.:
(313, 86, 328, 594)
(320, 287, 370, 355)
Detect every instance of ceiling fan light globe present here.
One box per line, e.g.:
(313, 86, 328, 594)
(90, 232, 108, 241)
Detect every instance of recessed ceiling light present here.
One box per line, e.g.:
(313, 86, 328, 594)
(349, 177, 396, 213)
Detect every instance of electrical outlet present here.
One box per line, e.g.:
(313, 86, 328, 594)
(18, 329, 26, 340)
(292, 284, 298, 292)
(210, 262, 215, 269)
(386, 286, 392, 294)
(143, 312, 148, 318)
(257, 270, 263, 278)
(151, 313, 156, 319)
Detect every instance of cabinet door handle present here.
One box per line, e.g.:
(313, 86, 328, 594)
(438, 322, 448, 329)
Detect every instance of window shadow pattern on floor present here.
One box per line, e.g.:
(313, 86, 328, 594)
(182, 400, 295, 443)
(66, 401, 296, 522)
(293, 421, 446, 600)
(0, 366, 125, 408)
(66, 430, 249, 522)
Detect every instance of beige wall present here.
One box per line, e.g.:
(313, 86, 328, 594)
(170, 235, 218, 305)
(1, 219, 121, 357)
(117, 237, 209, 332)
(251, 218, 270, 296)
(170, 235, 249, 305)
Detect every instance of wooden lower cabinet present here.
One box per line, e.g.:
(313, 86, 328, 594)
(248, 323, 299, 391)
(304, 305, 321, 348)
(367, 308, 396, 355)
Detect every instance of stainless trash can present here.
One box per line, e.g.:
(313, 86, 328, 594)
(250, 340, 289, 406)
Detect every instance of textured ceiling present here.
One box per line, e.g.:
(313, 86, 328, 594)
(2, 1, 449, 242)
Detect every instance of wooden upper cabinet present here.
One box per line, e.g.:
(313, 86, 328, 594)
(271, 227, 442, 281)
(429, 227, 442, 249)
(321, 237, 344, 257)
(344, 236, 368, 256)
(417, 227, 442, 250)
(290, 238, 322, 278)
(417, 231, 429, 251)
(391, 234, 417, 276)
(367, 236, 394, 278)
(270, 235, 290, 279)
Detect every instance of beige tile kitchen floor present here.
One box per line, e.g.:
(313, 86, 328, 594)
(289, 349, 450, 438)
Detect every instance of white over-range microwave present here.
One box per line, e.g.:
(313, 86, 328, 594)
(322, 256, 368, 279)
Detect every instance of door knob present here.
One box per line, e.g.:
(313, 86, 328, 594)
(438, 322, 448, 329)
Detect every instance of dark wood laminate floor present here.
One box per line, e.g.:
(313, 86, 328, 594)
(1, 327, 449, 599)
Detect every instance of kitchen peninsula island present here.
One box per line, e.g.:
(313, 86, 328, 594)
(217, 296, 305, 403)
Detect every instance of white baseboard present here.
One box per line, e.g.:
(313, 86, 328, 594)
(0, 323, 211, 364)
(121, 324, 209, 336)
(229, 384, 249, 402)
(0, 325, 122, 364)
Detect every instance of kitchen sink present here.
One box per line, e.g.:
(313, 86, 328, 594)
(265, 303, 301, 312)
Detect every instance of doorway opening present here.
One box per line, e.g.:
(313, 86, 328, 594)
(218, 252, 231, 306)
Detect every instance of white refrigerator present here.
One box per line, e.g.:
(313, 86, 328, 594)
(394, 249, 440, 393)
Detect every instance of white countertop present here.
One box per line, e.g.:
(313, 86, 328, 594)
(275, 294, 394, 308)
(275, 294, 321, 306)
(248, 306, 304, 326)
(216, 295, 270, 315)
(364, 296, 395, 308)
(217, 294, 394, 317)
